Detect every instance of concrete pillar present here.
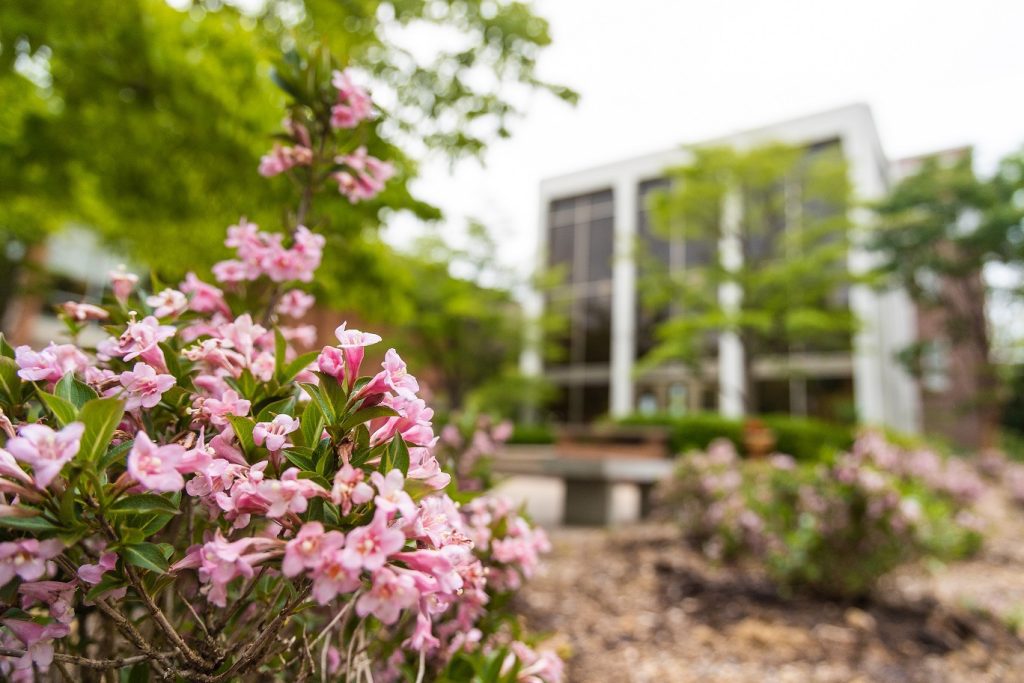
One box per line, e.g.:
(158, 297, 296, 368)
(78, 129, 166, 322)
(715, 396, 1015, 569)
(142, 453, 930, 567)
(610, 176, 638, 417)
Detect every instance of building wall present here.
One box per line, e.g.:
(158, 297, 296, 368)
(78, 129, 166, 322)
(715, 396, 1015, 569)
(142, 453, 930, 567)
(531, 104, 922, 432)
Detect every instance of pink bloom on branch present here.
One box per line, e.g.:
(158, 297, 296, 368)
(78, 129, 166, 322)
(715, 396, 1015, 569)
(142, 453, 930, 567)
(6, 422, 85, 488)
(212, 259, 249, 283)
(0, 448, 32, 485)
(331, 463, 374, 516)
(257, 468, 327, 518)
(341, 508, 405, 572)
(77, 552, 118, 585)
(276, 289, 315, 318)
(127, 431, 185, 492)
(371, 469, 416, 519)
(60, 301, 108, 322)
(253, 414, 300, 452)
(311, 547, 361, 605)
(108, 265, 139, 304)
(282, 522, 345, 577)
(18, 580, 77, 624)
(99, 315, 174, 369)
(0, 539, 63, 586)
(177, 531, 283, 607)
(333, 322, 382, 381)
(355, 567, 418, 625)
(180, 272, 231, 316)
(258, 143, 313, 177)
(333, 147, 393, 203)
(199, 389, 251, 427)
(145, 288, 188, 318)
(1, 619, 69, 674)
(14, 343, 89, 384)
(330, 69, 373, 129)
(118, 362, 175, 411)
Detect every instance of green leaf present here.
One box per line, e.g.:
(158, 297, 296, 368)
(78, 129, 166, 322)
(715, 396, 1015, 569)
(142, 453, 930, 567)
(383, 436, 410, 476)
(300, 399, 325, 448)
(227, 416, 256, 455)
(282, 351, 320, 382)
(257, 396, 296, 423)
(0, 357, 21, 404)
(121, 542, 169, 574)
(0, 334, 15, 359)
(0, 514, 63, 533)
(55, 372, 98, 408)
(282, 448, 315, 472)
(77, 398, 126, 465)
(99, 439, 134, 472)
(299, 383, 335, 423)
(136, 512, 176, 538)
(296, 470, 331, 489)
(316, 372, 347, 417)
(274, 328, 287, 380)
(159, 342, 183, 381)
(37, 391, 77, 426)
(108, 494, 181, 516)
(339, 406, 399, 432)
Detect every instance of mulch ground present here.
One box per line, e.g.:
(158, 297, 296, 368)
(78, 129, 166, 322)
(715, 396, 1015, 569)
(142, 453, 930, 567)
(516, 486, 1024, 682)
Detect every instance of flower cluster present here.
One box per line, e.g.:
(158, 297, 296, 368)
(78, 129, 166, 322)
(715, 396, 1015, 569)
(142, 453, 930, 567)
(660, 433, 983, 597)
(0, 55, 558, 682)
(437, 414, 514, 491)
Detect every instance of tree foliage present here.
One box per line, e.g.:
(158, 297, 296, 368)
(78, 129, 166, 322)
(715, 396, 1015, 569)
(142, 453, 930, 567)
(640, 142, 862, 413)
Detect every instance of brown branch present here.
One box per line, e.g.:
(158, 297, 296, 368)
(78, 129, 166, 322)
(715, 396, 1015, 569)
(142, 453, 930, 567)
(122, 564, 209, 671)
(0, 647, 173, 670)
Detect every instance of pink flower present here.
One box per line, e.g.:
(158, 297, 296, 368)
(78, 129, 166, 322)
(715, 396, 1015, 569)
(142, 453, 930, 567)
(381, 349, 419, 398)
(258, 143, 313, 177)
(310, 547, 362, 605)
(276, 289, 315, 318)
(0, 539, 63, 586)
(60, 301, 108, 322)
(0, 449, 32, 485)
(99, 315, 174, 369)
(356, 567, 418, 625)
(257, 468, 327, 518)
(330, 69, 373, 129)
(199, 389, 251, 427)
(180, 272, 231, 316)
(14, 343, 89, 384)
(371, 469, 416, 519)
(333, 322, 382, 380)
(341, 508, 405, 571)
(2, 619, 69, 673)
(6, 422, 85, 488)
(145, 288, 188, 318)
(282, 522, 345, 577)
(331, 464, 374, 515)
(127, 431, 185, 492)
(175, 531, 282, 607)
(317, 346, 346, 380)
(252, 414, 300, 452)
(77, 551, 117, 585)
(118, 362, 175, 411)
(108, 265, 139, 303)
(212, 259, 249, 283)
(19, 581, 76, 624)
(333, 147, 393, 203)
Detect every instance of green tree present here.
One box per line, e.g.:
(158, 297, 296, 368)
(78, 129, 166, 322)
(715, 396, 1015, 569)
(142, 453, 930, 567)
(870, 148, 1024, 446)
(0, 0, 574, 313)
(641, 141, 861, 414)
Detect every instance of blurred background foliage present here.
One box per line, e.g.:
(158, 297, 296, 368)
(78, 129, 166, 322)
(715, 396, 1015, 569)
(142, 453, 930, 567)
(0, 0, 575, 412)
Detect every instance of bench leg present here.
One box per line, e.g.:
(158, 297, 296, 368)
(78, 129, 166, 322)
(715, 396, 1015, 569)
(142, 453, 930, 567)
(637, 482, 656, 519)
(563, 478, 615, 526)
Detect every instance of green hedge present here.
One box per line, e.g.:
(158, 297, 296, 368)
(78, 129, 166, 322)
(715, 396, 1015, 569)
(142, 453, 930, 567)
(618, 412, 853, 461)
(507, 423, 556, 445)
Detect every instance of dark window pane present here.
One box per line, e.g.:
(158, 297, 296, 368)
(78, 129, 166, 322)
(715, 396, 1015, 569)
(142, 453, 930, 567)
(587, 216, 614, 282)
(635, 305, 668, 360)
(638, 178, 671, 269)
(582, 295, 612, 363)
(549, 224, 574, 281)
(544, 295, 574, 367)
(684, 239, 715, 268)
(548, 385, 570, 423)
(756, 379, 791, 414)
(580, 383, 610, 423)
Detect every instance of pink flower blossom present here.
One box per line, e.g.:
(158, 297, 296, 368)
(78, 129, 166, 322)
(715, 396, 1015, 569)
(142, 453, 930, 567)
(19, 581, 76, 624)
(0, 539, 63, 586)
(341, 508, 405, 571)
(371, 469, 417, 519)
(127, 431, 185, 492)
(310, 546, 362, 605)
(333, 322, 382, 380)
(77, 551, 118, 585)
(146, 288, 188, 318)
(356, 567, 418, 625)
(330, 69, 373, 129)
(173, 531, 283, 607)
(253, 414, 300, 452)
(60, 301, 108, 322)
(108, 265, 139, 303)
(199, 389, 251, 427)
(1, 619, 69, 674)
(118, 362, 175, 411)
(258, 143, 313, 177)
(276, 289, 315, 318)
(333, 147, 393, 203)
(381, 348, 419, 398)
(282, 522, 345, 577)
(257, 468, 327, 518)
(0, 448, 32, 485)
(98, 315, 174, 369)
(212, 259, 249, 283)
(180, 272, 231, 316)
(14, 343, 89, 384)
(331, 463, 374, 515)
(6, 423, 85, 488)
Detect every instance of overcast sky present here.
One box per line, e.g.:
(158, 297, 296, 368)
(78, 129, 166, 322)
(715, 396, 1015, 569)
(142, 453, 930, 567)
(384, 0, 1024, 277)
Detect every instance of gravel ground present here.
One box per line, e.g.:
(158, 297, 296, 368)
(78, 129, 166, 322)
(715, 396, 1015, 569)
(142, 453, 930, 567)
(517, 487, 1024, 683)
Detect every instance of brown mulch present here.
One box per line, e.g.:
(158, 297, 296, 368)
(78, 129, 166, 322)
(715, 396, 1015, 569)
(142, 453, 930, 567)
(516, 487, 1024, 682)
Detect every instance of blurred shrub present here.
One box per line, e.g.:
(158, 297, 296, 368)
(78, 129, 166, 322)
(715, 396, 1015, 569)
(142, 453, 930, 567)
(659, 432, 984, 598)
(619, 412, 852, 461)
(507, 423, 556, 445)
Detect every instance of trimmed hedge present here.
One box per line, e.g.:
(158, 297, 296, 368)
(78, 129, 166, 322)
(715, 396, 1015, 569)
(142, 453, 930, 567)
(618, 412, 854, 461)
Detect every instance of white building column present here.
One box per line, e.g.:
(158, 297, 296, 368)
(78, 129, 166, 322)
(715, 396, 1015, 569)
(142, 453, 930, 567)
(610, 176, 638, 417)
(718, 191, 745, 417)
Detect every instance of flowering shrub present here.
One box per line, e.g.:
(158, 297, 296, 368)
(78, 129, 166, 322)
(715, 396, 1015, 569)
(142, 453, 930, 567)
(661, 433, 983, 598)
(437, 414, 515, 492)
(0, 51, 559, 682)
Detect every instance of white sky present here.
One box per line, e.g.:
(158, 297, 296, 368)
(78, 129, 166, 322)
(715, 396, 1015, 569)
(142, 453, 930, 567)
(384, 0, 1024, 278)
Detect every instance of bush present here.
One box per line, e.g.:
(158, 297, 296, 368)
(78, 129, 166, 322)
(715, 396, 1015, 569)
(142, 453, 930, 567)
(619, 412, 852, 461)
(659, 432, 983, 598)
(507, 423, 556, 445)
